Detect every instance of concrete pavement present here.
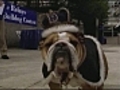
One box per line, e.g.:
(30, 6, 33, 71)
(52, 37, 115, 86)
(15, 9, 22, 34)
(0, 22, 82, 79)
(0, 45, 120, 89)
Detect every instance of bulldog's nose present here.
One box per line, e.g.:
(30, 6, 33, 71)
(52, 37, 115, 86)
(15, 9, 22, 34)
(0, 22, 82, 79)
(56, 43, 66, 47)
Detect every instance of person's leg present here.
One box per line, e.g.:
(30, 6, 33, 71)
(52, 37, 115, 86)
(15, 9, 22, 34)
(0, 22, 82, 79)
(0, 19, 9, 59)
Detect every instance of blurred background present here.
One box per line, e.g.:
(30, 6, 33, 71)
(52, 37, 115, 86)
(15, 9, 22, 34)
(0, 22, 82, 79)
(1, 0, 120, 48)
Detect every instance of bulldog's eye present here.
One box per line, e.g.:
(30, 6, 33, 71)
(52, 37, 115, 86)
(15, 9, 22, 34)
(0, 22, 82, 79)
(70, 40, 78, 46)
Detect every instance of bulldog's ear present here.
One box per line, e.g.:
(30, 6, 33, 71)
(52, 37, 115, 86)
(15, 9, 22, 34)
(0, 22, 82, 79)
(73, 32, 85, 44)
(78, 32, 85, 44)
(39, 40, 44, 49)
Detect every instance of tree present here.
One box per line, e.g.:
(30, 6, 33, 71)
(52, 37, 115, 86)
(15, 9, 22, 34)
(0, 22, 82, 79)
(68, 0, 109, 36)
(67, 0, 108, 21)
(50, 0, 109, 37)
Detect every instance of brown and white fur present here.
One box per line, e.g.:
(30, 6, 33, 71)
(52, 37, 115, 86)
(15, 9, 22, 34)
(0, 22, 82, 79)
(39, 24, 108, 90)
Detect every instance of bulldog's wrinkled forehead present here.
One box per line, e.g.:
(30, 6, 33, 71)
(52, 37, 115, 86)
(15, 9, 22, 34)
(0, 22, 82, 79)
(58, 32, 69, 41)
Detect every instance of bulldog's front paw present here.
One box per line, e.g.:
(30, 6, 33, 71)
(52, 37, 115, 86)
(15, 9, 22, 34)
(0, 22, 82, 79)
(40, 71, 55, 87)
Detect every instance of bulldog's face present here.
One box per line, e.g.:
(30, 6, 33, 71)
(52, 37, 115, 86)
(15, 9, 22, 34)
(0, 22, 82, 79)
(42, 33, 83, 67)
(40, 25, 84, 83)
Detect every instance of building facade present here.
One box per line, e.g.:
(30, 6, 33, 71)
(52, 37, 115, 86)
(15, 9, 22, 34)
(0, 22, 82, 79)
(107, 0, 120, 27)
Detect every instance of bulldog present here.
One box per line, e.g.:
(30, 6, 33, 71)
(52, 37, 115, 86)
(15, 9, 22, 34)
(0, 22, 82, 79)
(39, 24, 108, 90)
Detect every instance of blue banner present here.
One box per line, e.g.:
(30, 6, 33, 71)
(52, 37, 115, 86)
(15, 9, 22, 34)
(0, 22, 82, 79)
(0, 3, 37, 26)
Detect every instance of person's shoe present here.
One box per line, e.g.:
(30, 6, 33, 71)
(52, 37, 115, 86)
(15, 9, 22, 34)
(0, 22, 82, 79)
(1, 55, 9, 59)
